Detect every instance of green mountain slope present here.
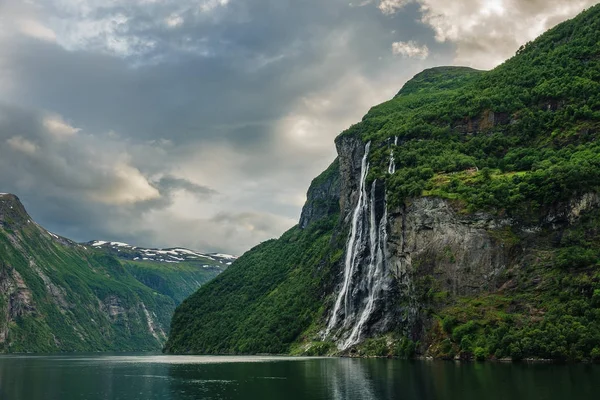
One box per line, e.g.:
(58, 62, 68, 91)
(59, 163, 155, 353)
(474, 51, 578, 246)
(166, 5, 600, 361)
(86, 242, 231, 303)
(0, 194, 221, 352)
(167, 212, 342, 354)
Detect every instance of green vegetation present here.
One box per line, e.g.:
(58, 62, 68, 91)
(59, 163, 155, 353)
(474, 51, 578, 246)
(395, 66, 483, 97)
(166, 212, 343, 354)
(0, 195, 219, 353)
(427, 210, 600, 362)
(87, 243, 226, 304)
(0, 227, 172, 352)
(167, 5, 600, 361)
(344, 5, 600, 215)
(123, 260, 221, 303)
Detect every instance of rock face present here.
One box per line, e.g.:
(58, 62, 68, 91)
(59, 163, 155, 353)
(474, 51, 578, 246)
(322, 123, 600, 354)
(0, 194, 211, 353)
(0, 194, 31, 229)
(386, 197, 511, 340)
(389, 198, 508, 296)
(294, 134, 519, 349)
(167, 5, 600, 359)
(0, 265, 36, 341)
(299, 159, 341, 229)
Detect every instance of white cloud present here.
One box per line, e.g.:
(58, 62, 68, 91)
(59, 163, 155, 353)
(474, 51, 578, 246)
(379, 0, 412, 15)
(18, 19, 57, 42)
(379, 0, 597, 69)
(43, 115, 81, 139)
(52, 13, 158, 58)
(199, 0, 230, 13)
(166, 14, 184, 28)
(2, 1, 228, 58)
(2, 107, 161, 207)
(91, 162, 160, 205)
(7, 136, 38, 155)
(392, 40, 429, 59)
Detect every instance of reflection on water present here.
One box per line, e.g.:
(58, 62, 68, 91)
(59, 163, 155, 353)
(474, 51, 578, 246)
(327, 358, 375, 400)
(0, 354, 598, 399)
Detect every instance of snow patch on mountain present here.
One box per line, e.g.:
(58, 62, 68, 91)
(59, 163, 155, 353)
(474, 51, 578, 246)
(212, 253, 237, 260)
(86, 240, 237, 267)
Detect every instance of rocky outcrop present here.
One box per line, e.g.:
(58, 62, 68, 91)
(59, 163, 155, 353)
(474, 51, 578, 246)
(454, 110, 512, 135)
(386, 197, 513, 340)
(335, 135, 368, 221)
(0, 194, 31, 229)
(299, 159, 341, 229)
(0, 263, 36, 344)
(102, 295, 128, 320)
(324, 130, 600, 352)
(390, 198, 509, 296)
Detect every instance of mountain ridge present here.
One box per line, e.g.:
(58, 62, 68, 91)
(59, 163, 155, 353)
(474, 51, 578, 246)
(166, 5, 600, 361)
(85, 240, 236, 265)
(0, 193, 224, 352)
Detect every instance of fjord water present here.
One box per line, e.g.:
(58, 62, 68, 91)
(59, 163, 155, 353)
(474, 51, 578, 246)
(0, 354, 598, 400)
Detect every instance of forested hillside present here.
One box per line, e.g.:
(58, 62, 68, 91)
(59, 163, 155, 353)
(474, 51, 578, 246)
(166, 5, 600, 361)
(0, 194, 220, 352)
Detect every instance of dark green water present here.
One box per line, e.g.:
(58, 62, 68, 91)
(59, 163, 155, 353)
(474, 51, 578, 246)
(0, 354, 598, 400)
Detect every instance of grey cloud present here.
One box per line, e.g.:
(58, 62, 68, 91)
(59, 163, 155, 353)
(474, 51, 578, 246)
(377, 0, 598, 69)
(210, 211, 282, 234)
(156, 176, 217, 198)
(8, 0, 572, 254)
(0, 104, 159, 204)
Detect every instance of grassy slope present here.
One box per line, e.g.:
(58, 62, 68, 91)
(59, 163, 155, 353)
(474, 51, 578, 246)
(166, 210, 343, 354)
(0, 224, 175, 352)
(123, 260, 222, 303)
(167, 5, 600, 360)
(88, 244, 226, 304)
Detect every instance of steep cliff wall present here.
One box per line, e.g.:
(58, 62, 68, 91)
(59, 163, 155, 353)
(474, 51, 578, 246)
(311, 124, 600, 361)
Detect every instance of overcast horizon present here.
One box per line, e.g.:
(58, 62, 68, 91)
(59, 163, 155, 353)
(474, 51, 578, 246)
(0, 0, 596, 254)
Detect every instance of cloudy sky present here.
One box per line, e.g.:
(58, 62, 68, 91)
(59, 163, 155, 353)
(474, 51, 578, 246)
(0, 0, 596, 254)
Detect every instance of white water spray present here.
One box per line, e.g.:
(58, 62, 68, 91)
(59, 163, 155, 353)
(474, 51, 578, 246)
(388, 136, 398, 174)
(343, 182, 388, 349)
(325, 140, 391, 350)
(325, 142, 371, 336)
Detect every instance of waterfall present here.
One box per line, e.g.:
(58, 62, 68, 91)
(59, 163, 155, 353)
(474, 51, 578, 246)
(325, 140, 390, 350)
(388, 136, 398, 174)
(325, 142, 371, 336)
(342, 182, 387, 350)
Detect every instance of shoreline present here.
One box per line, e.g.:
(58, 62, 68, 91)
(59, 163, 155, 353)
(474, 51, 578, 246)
(1, 350, 597, 364)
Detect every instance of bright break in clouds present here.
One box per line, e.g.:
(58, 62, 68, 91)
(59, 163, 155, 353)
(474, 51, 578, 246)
(0, 0, 595, 254)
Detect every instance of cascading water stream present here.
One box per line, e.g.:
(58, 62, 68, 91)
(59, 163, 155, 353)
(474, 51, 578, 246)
(325, 142, 371, 336)
(388, 136, 398, 174)
(343, 182, 388, 349)
(325, 140, 392, 350)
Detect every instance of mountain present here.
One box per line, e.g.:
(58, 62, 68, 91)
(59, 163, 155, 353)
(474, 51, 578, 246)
(85, 241, 233, 303)
(166, 5, 600, 362)
(0, 193, 226, 353)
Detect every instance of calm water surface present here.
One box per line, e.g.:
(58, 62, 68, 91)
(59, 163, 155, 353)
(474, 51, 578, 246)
(0, 354, 598, 399)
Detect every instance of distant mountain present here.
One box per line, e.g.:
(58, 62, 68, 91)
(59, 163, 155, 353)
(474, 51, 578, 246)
(86, 241, 234, 303)
(166, 5, 600, 362)
(0, 193, 227, 353)
(86, 240, 236, 266)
